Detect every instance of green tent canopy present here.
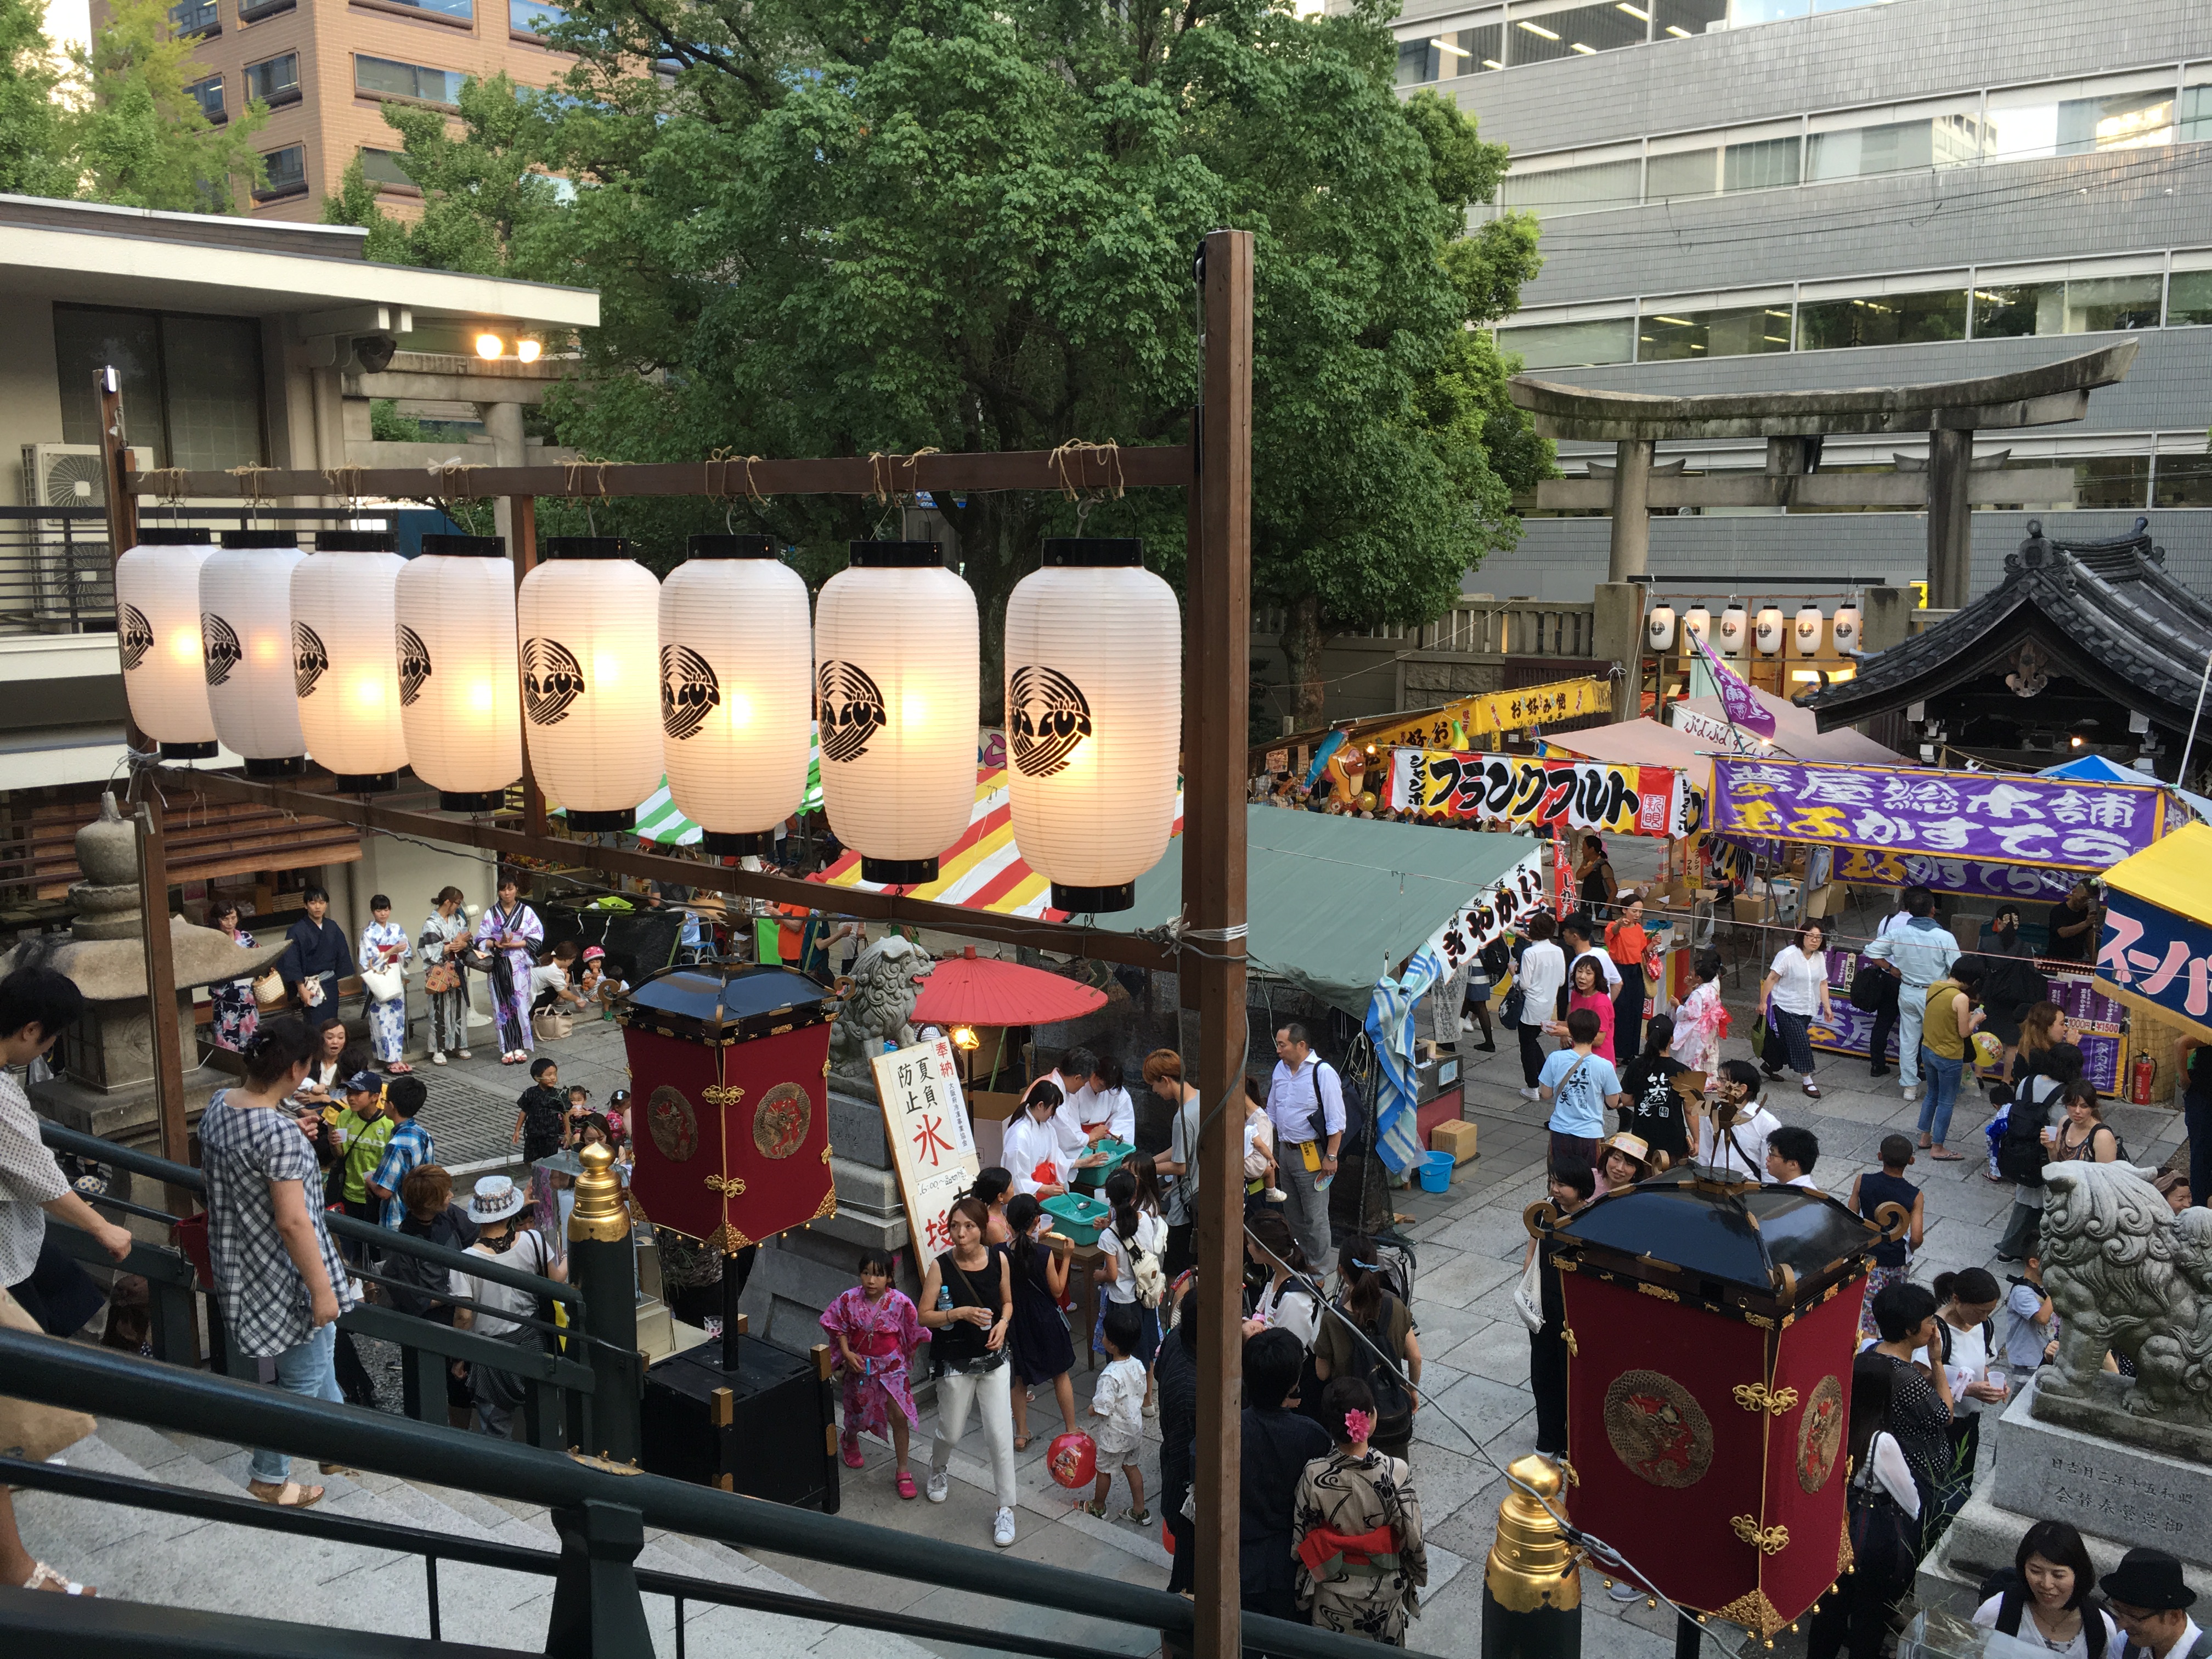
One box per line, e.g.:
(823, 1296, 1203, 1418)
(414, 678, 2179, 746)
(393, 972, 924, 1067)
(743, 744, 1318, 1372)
(1093, 806, 1541, 1016)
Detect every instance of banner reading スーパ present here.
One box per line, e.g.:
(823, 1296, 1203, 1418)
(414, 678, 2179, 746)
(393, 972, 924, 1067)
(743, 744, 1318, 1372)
(1389, 749, 1695, 839)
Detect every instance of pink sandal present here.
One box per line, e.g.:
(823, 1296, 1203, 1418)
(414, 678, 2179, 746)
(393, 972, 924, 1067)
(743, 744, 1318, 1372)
(896, 1471, 918, 1499)
(841, 1440, 865, 1469)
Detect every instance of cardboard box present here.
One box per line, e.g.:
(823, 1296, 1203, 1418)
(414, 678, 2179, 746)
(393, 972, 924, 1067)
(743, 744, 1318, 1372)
(1430, 1119, 1479, 1164)
(1803, 881, 1847, 919)
(1731, 889, 1771, 924)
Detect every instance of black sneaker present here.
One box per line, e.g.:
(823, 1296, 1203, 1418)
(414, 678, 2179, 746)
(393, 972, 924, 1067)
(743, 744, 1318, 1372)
(1869, 1065, 1892, 1079)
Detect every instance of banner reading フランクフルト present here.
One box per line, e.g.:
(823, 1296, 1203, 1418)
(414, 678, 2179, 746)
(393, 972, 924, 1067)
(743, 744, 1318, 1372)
(1709, 759, 2169, 872)
(1389, 749, 1697, 839)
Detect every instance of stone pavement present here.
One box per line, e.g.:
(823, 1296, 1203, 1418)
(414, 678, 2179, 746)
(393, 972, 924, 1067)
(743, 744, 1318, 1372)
(353, 930, 2192, 1659)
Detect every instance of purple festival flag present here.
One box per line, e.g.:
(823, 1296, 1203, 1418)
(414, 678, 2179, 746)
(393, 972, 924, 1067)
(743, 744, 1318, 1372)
(1689, 629, 1778, 740)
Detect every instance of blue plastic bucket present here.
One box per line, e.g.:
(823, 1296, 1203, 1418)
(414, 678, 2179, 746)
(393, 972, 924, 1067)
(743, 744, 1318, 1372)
(1419, 1150, 1454, 1194)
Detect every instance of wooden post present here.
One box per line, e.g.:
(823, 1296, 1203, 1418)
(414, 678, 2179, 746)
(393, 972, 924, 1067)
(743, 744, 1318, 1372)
(1926, 426, 1973, 611)
(98, 369, 191, 1174)
(1187, 227, 1252, 1659)
(133, 794, 191, 1170)
(510, 494, 548, 837)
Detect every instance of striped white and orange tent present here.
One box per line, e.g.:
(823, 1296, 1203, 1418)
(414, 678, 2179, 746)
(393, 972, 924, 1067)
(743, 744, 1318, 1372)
(810, 766, 1187, 918)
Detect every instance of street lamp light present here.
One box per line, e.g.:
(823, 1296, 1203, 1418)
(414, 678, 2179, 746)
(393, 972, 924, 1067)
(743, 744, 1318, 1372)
(475, 332, 503, 359)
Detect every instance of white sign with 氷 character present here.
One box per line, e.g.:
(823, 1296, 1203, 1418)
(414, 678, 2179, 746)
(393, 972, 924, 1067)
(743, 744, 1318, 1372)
(872, 1036, 979, 1262)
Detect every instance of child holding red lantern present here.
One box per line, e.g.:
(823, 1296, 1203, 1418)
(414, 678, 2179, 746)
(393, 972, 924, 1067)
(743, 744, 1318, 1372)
(820, 1249, 924, 1500)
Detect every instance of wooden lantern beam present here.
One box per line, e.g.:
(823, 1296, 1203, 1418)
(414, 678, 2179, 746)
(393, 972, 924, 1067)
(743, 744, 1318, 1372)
(123, 447, 1189, 503)
(156, 766, 1182, 975)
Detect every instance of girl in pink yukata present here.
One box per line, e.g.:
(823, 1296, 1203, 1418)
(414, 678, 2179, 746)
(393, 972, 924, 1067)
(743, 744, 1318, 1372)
(1668, 950, 1729, 1076)
(821, 1248, 926, 1499)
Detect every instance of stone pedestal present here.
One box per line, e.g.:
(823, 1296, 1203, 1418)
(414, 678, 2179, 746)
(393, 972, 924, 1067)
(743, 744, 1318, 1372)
(1921, 1375, 2212, 1616)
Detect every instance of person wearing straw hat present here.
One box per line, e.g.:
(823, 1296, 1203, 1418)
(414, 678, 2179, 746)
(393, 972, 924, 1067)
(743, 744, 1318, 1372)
(449, 1174, 566, 1437)
(2103, 1550, 2205, 1659)
(1594, 1133, 1653, 1197)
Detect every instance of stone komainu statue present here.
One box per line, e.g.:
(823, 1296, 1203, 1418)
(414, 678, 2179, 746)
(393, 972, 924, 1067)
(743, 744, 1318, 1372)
(826, 934, 935, 1079)
(2040, 1160, 2212, 1425)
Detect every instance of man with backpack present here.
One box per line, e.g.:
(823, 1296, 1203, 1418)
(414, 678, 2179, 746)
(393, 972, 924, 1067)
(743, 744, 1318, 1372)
(1266, 1023, 1345, 1269)
(1996, 1043, 2084, 1262)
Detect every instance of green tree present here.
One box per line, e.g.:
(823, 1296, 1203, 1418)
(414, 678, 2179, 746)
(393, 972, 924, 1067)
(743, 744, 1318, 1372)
(74, 0, 268, 211)
(0, 0, 75, 198)
(334, 0, 1552, 716)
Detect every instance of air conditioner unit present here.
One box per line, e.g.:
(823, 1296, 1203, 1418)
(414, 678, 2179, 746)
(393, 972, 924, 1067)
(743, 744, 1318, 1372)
(21, 443, 151, 627)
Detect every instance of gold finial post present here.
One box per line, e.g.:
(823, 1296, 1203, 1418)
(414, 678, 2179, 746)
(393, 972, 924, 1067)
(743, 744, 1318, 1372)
(568, 1141, 631, 1243)
(1483, 1454, 1583, 1659)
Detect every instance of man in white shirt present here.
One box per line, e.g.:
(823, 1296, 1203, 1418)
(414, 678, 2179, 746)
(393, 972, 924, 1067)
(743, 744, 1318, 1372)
(1864, 887, 1960, 1102)
(1513, 915, 1568, 1102)
(2103, 1549, 2205, 1659)
(1265, 1022, 1344, 1268)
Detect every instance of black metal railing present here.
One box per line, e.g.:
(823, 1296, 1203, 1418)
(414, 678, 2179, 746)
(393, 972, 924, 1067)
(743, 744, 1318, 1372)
(0, 1331, 1402, 1659)
(40, 1120, 614, 1452)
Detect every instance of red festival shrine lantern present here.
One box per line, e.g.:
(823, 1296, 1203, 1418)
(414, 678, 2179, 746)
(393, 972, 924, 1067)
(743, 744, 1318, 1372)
(617, 963, 839, 1252)
(1537, 1167, 1904, 1640)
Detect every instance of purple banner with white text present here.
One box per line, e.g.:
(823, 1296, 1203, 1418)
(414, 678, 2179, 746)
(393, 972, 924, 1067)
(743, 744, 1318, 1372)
(1712, 760, 2165, 872)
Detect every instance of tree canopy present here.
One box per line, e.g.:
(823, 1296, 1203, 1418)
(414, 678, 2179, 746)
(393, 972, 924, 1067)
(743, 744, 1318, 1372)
(327, 0, 1551, 724)
(0, 0, 268, 211)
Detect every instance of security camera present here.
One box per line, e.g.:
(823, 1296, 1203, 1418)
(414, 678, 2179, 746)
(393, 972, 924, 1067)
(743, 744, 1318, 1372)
(353, 334, 397, 374)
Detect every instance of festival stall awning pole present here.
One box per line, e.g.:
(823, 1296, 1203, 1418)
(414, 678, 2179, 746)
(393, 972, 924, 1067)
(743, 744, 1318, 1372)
(2093, 820, 2212, 1045)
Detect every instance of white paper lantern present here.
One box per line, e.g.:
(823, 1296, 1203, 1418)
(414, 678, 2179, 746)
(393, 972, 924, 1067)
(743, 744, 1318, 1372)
(202, 532, 307, 775)
(1717, 602, 1748, 658)
(1646, 605, 1677, 652)
(659, 535, 812, 854)
(814, 542, 979, 883)
(115, 528, 217, 758)
(396, 534, 522, 811)
(1753, 606, 1785, 656)
(293, 532, 408, 791)
(1004, 540, 1181, 913)
(1683, 606, 1712, 647)
(1832, 603, 1862, 654)
(516, 538, 663, 831)
(1794, 605, 1825, 656)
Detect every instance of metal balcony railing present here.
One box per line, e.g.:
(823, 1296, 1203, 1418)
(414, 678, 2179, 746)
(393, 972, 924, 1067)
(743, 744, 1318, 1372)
(1253, 599, 1598, 659)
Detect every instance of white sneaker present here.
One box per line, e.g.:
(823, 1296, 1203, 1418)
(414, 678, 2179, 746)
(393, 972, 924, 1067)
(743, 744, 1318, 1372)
(430, 1052, 447, 1066)
(1143, 1396, 1159, 1419)
(992, 1506, 1016, 1547)
(456, 1049, 472, 1060)
(1520, 1086, 1541, 1103)
(926, 1472, 949, 1504)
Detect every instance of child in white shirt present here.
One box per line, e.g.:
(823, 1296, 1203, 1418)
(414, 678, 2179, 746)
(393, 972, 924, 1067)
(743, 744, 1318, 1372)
(1086, 1304, 1149, 1524)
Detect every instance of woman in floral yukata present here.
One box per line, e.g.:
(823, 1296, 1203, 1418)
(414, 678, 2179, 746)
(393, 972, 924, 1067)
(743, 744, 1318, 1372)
(472, 873, 542, 1064)
(358, 895, 413, 1073)
(1294, 1376, 1427, 1645)
(820, 1248, 925, 1499)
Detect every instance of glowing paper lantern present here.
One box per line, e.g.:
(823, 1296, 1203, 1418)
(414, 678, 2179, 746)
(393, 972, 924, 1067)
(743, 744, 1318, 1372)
(1683, 606, 1711, 647)
(516, 538, 663, 831)
(658, 535, 812, 855)
(814, 541, 979, 884)
(294, 532, 408, 792)
(1753, 606, 1785, 656)
(115, 528, 217, 759)
(1717, 601, 1747, 658)
(1002, 540, 1180, 913)
(1795, 605, 1825, 656)
(202, 531, 307, 776)
(1832, 603, 1862, 654)
(396, 534, 521, 811)
(1645, 604, 1677, 652)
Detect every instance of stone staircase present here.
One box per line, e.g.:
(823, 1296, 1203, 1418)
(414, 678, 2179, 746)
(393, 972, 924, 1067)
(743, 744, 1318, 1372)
(13, 1424, 931, 1658)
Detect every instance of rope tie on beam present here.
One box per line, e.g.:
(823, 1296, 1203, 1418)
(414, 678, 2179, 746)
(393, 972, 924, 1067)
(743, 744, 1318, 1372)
(1048, 438, 1125, 503)
(562, 458, 612, 499)
(429, 460, 486, 500)
(144, 468, 190, 506)
(866, 448, 942, 506)
(224, 465, 275, 506)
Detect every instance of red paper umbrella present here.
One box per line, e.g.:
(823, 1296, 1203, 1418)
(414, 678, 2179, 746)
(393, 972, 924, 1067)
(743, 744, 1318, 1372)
(912, 946, 1107, 1026)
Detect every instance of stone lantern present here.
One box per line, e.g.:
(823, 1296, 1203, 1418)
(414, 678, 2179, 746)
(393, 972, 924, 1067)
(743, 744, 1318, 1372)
(4, 793, 287, 1146)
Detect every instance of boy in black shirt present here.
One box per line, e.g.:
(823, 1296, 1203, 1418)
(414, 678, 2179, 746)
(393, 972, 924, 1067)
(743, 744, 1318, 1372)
(510, 1057, 566, 1163)
(1616, 1012, 1691, 1164)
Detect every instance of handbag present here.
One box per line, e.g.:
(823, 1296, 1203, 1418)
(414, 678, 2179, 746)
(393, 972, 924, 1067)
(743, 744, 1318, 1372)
(363, 963, 405, 1003)
(1499, 983, 1526, 1029)
(0, 1286, 95, 1461)
(1849, 962, 1898, 1013)
(251, 968, 289, 1009)
(424, 960, 460, 994)
(533, 1009, 573, 1042)
(1512, 1242, 1547, 1333)
(1750, 1008, 1768, 1058)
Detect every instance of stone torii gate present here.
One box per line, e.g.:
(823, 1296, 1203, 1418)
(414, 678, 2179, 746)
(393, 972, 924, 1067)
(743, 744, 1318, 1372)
(1508, 341, 2137, 608)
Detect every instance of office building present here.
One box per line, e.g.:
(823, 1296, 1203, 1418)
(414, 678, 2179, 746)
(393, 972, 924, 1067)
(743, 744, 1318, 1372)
(1392, 0, 2212, 599)
(132, 0, 574, 221)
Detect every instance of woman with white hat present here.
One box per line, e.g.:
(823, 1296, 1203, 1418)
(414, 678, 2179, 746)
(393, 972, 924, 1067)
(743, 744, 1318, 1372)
(449, 1175, 567, 1437)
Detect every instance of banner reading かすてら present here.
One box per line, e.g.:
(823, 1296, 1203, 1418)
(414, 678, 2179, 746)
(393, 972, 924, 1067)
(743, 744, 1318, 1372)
(1389, 749, 1694, 838)
(1710, 759, 2164, 872)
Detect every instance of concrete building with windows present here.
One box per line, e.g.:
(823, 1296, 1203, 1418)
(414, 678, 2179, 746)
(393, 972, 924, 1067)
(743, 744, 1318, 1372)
(1390, 0, 2212, 601)
(118, 0, 574, 222)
